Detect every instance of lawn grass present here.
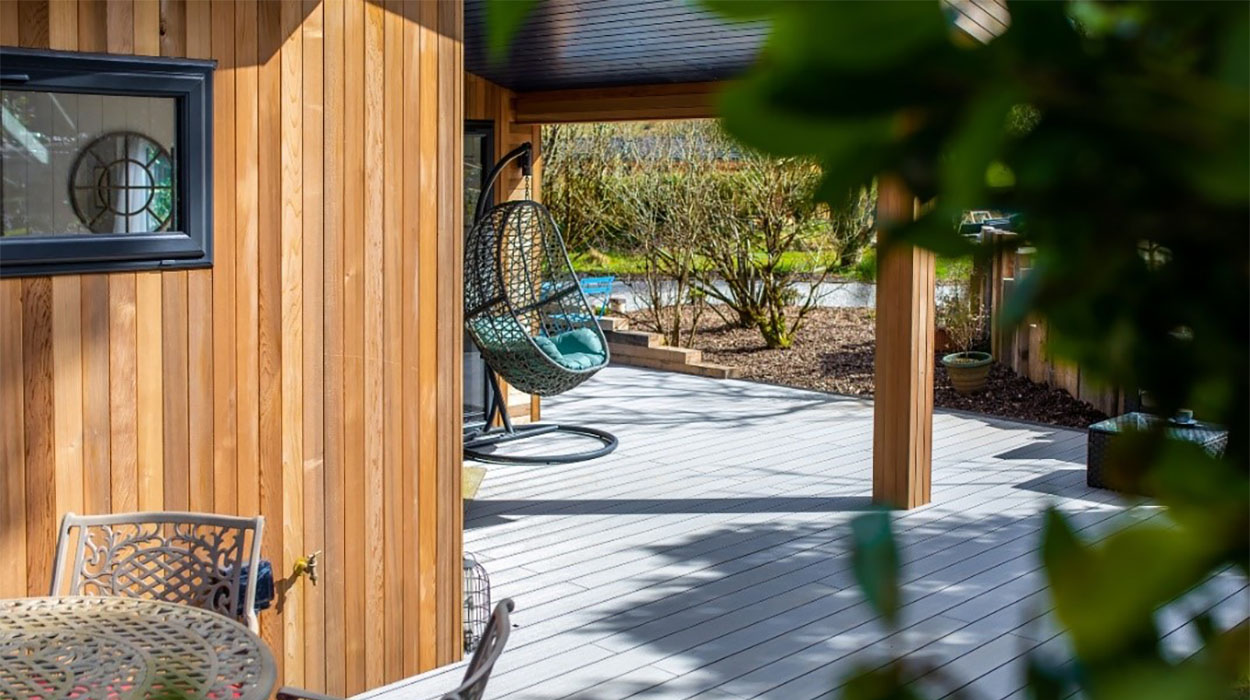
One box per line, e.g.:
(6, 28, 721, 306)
(569, 250, 649, 275)
(572, 247, 973, 284)
(846, 248, 972, 283)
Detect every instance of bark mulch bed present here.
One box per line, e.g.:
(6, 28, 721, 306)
(628, 307, 1107, 429)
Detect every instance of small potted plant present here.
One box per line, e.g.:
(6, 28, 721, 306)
(938, 284, 992, 394)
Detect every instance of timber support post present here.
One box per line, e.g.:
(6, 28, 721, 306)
(872, 175, 936, 509)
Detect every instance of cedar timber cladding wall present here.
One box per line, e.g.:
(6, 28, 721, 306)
(0, 0, 464, 695)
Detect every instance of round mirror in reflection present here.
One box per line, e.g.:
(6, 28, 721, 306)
(70, 131, 174, 234)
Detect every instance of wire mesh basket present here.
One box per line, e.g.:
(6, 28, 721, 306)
(463, 553, 492, 653)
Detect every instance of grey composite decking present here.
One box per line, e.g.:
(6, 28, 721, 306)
(366, 367, 1248, 700)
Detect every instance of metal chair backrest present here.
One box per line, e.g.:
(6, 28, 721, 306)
(441, 598, 515, 700)
(578, 276, 615, 318)
(50, 511, 265, 632)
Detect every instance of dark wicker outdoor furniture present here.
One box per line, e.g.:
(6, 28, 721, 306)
(1087, 411, 1229, 489)
(461, 142, 617, 464)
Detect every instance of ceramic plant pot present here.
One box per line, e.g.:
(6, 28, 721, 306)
(941, 351, 993, 394)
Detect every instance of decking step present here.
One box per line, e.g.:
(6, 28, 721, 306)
(597, 316, 631, 332)
(603, 328, 662, 348)
(612, 355, 742, 380)
(600, 322, 740, 379)
(609, 341, 702, 364)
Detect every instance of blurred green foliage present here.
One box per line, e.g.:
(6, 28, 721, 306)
(704, 0, 1248, 697)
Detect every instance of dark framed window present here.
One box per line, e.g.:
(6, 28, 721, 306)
(464, 120, 494, 431)
(0, 47, 215, 277)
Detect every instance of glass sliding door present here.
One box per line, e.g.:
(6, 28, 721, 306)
(464, 121, 494, 432)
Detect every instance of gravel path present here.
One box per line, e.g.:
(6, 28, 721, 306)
(629, 307, 1108, 429)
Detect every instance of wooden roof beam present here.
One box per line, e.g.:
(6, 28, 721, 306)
(511, 82, 724, 124)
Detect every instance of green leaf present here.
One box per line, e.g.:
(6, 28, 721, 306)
(850, 510, 900, 627)
(841, 662, 928, 700)
(1091, 659, 1228, 700)
(1024, 652, 1070, 700)
(940, 87, 1021, 210)
(1042, 507, 1224, 663)
(484, 0, 539, 64)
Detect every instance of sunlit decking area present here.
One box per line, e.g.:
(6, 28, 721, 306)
(365, 367, 1248, 700)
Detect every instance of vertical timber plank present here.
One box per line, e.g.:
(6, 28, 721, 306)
(279, 0, 306, 684)
(158, 0, 184, 57)
(81, 274, 111, 515)
(301, 0, 327, 690)
(436, 0, 454, 661)
(133, 0, 159, 55)
(77, 0, 106, 51)
(415, 0, 439, 666)
(108, 274, 138, 513)
(17, 0, 49, 47)
(362, 0, 386, 686)
(1, 1, 19, 45)
(342, 0, 367, 690)
(0, 281, 27, 599)
(235, 0, 260, 520)
(212, 0, 238, 515)
(23, 279, 55, 595)
(400, 0, 422, 676)
(106, 0, 133, 53)
(321, 0, 347, 693)
(161, 272, 190, 511)
(52, 284, 84, 525)
(186, 0, 214, 513)
(526, 123, 543, 422)
(48, 1, 77, 48)
(134, 27, 159, 539)
(436, 0, 465, 662)
(257, 0, 285, 677)
(381, 0, 404, 681)
(135, 271, 164, 512)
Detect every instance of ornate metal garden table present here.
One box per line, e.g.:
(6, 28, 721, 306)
(0, 596, 276, 700)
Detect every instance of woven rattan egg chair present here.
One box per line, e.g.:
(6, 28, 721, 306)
(463, 142, 617, 464)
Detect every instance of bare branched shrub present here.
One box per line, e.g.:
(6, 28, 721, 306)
(692, 129, 876, 349)
(936, 283, 988, 353)
(541, 124, 632, 252)
(615, 127, 712, 347)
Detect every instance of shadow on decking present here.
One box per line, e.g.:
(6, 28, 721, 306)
(1012, 469, 1103, 501)
(568, 510, 1051, 699)
(993, 431, 1085, 461)
(465, 496, 874, 531)
(543, 369, 868, 430)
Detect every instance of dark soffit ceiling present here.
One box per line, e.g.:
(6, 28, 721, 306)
(464, 0, 767, 93)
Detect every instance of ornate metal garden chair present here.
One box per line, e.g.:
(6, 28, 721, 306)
(50, 511, 265, 633)
(275, 599, 516, 700)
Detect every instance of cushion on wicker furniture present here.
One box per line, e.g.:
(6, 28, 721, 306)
(532, 329, 607, 372)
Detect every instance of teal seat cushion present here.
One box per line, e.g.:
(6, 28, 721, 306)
(553, 352, 599, 371)
(532, 328, 606, 371)
(554, 328, 604, 357)
(532, 335, 561, 362)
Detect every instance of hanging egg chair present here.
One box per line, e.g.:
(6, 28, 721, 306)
(463, 142, 617, 464)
